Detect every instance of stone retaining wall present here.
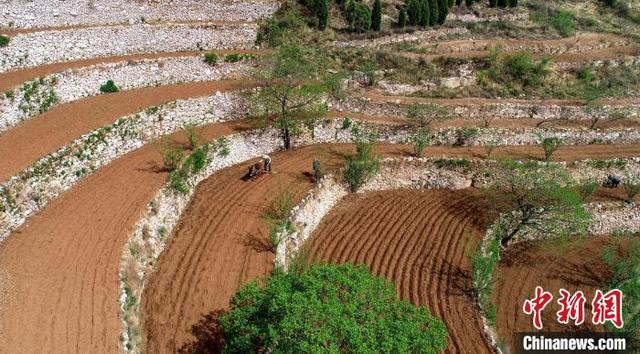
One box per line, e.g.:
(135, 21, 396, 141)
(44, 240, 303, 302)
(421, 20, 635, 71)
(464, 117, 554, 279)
(0, 59, 250, 132)
(0, 92, 245, 241)
(333, 96, 638, 121)
(0, 0, 278, 29)
(0, 23, 257, 72)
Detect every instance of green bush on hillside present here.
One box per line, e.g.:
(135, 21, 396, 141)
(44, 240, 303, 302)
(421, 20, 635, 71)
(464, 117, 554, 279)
(99, 80, 119, 93)
(0, 35, 9, 47)
(221, 263, 449, 353)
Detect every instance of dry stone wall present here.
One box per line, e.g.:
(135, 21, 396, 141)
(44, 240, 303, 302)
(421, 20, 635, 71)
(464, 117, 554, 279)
(0, 92, 245, 241)
(0, 23, 257, 72)
(0, 0, 278, 29)
(0, 59, 250, 131)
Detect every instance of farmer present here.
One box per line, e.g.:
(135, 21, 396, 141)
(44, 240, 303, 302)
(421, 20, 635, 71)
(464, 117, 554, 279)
(262, 155, 272, 172)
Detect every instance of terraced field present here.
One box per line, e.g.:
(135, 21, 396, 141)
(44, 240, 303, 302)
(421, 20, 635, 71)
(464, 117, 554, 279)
(0, 0, 638, 352)
(307, 189, 492, 353)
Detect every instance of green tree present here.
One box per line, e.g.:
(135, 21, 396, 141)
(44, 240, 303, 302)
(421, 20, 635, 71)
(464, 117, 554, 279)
(372, 0, 382, 31)
(221, 264, 449, 353)
(248, 45, 330, 150)
(508, 0, 517, 7)
(465, 0, 474, 6)
(485, 161, 591, 247)
(456, 0, 462, 5)
(406, 0, 422, 25)
(541, 136, 563, 161)
(428, 0, 439, 25)
(551, 10, 575, 37)
(351, 3, 372, 32)
(411, 128, 431, 157)
(318, 0, 329, 30)
(497, 0, 507, 7)
(406, 103, 448, 128)
(345, 0, 357, 23)
(420, 0, 431, 26)
(398, 8, 407, 27)
(437, 0, 448, 24)
(0, 35, 9, 47)
(489, 0, 497, 7)
(344, 129, 380, 192)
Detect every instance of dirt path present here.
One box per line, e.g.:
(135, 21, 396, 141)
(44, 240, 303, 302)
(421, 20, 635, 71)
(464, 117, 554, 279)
(493, 236, 616, 353)
(0, 79, 255, 183)
(0, 120, 250, 354)
(307, 189, 492, 353)
(0, 49, 263, 92)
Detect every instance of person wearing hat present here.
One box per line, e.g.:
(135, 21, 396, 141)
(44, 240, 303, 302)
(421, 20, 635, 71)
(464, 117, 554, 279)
(262, 155, 272, 172)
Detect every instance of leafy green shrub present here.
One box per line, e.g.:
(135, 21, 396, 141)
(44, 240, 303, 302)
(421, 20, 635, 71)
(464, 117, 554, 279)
(183, 145, 209, 174)
(221, 263, 449, 353)
(602, 237, 640, 340)
(263, 187, 297, 250)
(256, 5, 305, 47)
(479, 48, 551, 90)
(0, 35, 9, 47)
(357, 60, 377, 86)
(471, 229, 502, 326)
(551, 10, 575, 37)
(224, 53, 255, 63)
(203, 52, 219, 66)
(99, 80, 119, 93)
(541, 136, 563, 161)
(398, 8, 407, 27)
(623, 174, 640, 202)
(411, 128, 431, 157)
(168, 169, 189, 194)
(224, 53, 242, 63)
(406, 103, 447, 128)
(344, 132, 379, 192)
(158, 142, 183, 171)
(183, 123, 200, 150)
(454, 127, 479, 147)
(578, 180, 599, 202)
(350, 2, 372, 33)
(312, 158, 324, 181)
(434, 158, 470, 170)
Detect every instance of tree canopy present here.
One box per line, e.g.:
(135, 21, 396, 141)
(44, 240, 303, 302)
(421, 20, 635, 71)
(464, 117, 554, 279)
(221, 263, 449, 353)
(248, 44, 331, 149)
(485, 160, 591, 247)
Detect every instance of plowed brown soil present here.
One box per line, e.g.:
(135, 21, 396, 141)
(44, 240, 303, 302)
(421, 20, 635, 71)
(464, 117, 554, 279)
(493, 236, 616, 353)
(141, 144, 405, 353)
(307, 189, 493, 353)
(0, 79, 255, 182)
(0, 120, 250, 354)
(2, 139, 639, 353)
(0, 49, 262, 92)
